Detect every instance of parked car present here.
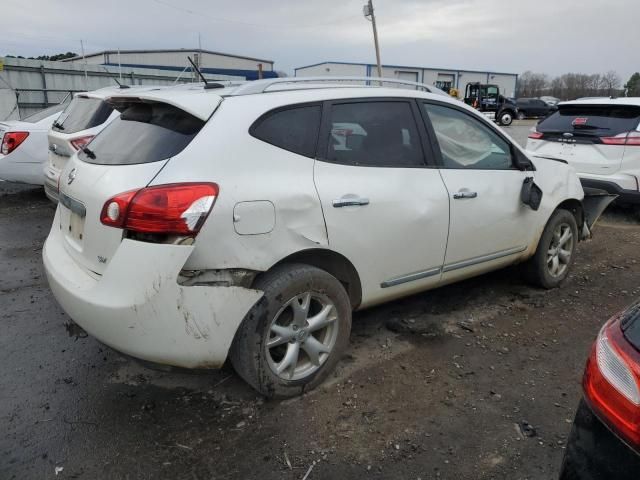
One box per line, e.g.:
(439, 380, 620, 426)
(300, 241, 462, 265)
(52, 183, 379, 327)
(540, 96, 561, 107)
(526, 98, 640, 206)
(559, 301, 640, 479)
(44, 86, 159, 202)
(516, 98, 557, 119)
(43, 77, 611, 398)
(0, 102, 68, 185)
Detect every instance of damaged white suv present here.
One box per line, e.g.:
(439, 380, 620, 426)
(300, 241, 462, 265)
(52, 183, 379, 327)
(43, 78, 611, 398)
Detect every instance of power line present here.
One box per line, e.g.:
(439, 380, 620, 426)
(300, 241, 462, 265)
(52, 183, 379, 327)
(151, 0, 362, 29)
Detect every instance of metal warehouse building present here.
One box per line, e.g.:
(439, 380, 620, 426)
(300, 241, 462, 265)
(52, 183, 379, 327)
(295, 61, 518, 98)
(63, 48, 277, 81)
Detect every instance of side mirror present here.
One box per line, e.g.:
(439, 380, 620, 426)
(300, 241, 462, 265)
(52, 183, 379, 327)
(521, 177, 543, 210)
(514, 149, 535, 171)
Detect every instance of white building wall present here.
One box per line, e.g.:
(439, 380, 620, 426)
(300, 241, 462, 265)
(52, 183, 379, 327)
(68, 51, 273, 72)
(296, 62, 517, 98)
(295, 63, 367, 77)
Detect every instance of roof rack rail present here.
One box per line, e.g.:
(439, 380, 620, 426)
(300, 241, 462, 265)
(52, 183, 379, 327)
(229, 76, 447, 96)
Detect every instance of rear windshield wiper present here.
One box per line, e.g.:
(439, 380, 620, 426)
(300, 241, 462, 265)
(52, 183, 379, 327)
(81, 147, 96, 159)
(52, 121, 64, 130)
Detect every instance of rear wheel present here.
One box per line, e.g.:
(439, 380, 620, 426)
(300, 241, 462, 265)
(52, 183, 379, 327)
(517, 111, 526, 120)
(523, 209, 578, 288)
(499, 110, 514, 126)
(230, 263, 352, 398)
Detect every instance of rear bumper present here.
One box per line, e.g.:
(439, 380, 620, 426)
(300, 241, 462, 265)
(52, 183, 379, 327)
(560, 399, 640, 480)
(579, 177, 640, 205)
(42, 210, 263, 368)
(43, 164, 60, 203)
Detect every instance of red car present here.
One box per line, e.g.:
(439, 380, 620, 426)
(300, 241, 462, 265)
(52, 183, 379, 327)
(560, 302, 640, 479)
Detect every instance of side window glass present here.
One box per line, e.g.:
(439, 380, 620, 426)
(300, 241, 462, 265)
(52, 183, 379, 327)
(423, 103, 513, 170)
(251, 105, 321, 158)
(327, 102, 424, 167)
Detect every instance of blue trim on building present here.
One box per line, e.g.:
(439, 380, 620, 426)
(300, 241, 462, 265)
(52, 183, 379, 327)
(103, 63, 278, 81)
(294, 61, 517, 78)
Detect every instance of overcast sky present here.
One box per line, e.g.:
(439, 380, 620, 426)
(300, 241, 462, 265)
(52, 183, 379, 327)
(3, 0, 637, 80)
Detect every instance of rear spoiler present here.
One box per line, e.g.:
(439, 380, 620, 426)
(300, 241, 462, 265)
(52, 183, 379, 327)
(580, 187, 617, 240)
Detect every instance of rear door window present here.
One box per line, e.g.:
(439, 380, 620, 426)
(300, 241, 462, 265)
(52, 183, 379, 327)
(53, 96, 114, 134)
(78, 102, 204, 165)
(538, 105, 640, 138)
(325, 101, 425, 167)
(250, 105, 321, 158)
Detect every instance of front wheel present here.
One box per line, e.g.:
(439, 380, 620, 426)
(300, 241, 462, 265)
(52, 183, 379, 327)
(229, 263, 352, 398)
(523, 209, 578, 288)
(499, 111, 514, 126)
(517, 111, 526, 120)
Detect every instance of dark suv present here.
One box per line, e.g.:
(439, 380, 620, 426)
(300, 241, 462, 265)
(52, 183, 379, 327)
(516, 98, 557, 119)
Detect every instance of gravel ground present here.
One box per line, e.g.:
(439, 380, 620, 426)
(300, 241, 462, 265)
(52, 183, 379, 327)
(2, 124, 639, 479)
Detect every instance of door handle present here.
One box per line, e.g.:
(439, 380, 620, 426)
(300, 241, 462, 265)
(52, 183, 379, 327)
(332, 195, 370, 208)
(453, 191, 478, 199)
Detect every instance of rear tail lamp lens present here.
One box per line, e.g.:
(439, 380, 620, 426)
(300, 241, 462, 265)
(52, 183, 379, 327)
(601, 131, 640, 146)
(528, 131, 544, 140)
(583, 315, 640, 449)
(100, 183, 219, 236)
(70, 135, 95, 151)
(1, 132, 29, 155)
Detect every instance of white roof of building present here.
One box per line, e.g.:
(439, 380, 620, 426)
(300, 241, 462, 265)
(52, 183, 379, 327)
(62, 48, 274, 65)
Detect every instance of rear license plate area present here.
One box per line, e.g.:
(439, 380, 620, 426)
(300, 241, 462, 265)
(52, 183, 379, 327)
(59, 193, 86, 247)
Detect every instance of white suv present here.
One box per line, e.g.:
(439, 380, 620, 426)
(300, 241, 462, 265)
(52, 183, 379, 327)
(43, 78, 608, 398)
(527, 98, 640, 205)
(44, 86, 163, 202)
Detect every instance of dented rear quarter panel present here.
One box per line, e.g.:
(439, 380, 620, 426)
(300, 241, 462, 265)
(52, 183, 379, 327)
(151, 94, 330, 272)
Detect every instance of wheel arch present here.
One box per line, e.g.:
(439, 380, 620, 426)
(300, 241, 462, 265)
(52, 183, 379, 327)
(555, 198, 585, 231)
(268, 249, 362, 309)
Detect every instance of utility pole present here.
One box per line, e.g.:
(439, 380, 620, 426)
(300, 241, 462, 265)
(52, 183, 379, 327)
(80, 40, 88, 89)
(363, 0, 382, 78)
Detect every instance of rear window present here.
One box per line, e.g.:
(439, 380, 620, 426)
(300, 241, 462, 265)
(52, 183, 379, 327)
(538, 105, 640, 136)
(622, 303, 640, 352)
(78, 102, 205, 165)
(250, 105, 321, 158)
(53, 96, 114, 134)
(21, 101, 69, 124)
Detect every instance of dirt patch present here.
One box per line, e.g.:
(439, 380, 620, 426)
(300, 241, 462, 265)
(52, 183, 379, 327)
(2, 178, 640, 480)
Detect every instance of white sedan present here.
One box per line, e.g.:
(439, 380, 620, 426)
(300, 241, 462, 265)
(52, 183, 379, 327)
(0, 104, 67, 185)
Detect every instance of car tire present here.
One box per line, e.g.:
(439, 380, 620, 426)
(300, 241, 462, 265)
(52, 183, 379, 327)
(229, 263, 352, 398)
(499, 111, 513, 126)
(517, 111, 526, 120)
(523, 209, 578, 289)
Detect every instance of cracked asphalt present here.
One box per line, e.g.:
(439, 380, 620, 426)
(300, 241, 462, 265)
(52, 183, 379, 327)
(2, 122, 640, 479)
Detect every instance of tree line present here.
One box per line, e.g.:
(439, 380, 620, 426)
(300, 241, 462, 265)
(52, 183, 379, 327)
(4, 52, 78, 61)
(516, 70, 640, 100)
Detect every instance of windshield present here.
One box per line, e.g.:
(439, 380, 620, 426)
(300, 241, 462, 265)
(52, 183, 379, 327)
(53, 96, 114, 134)
(78, 101, 204, 165)
(537, 104, 640, 136)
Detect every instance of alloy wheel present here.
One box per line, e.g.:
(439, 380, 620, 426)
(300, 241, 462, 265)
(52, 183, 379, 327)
(547, 223, 573, 278)
(265, 292, 339, 381)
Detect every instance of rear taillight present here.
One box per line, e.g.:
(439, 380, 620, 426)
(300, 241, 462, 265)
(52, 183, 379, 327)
(100, 183, 219, 236)
(70, 135, 95, 151)
(583, 314, 640, 449)
(528, 131, 544, 140)
(601, 131, 640, 146)
(1, 132, 29, 155)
